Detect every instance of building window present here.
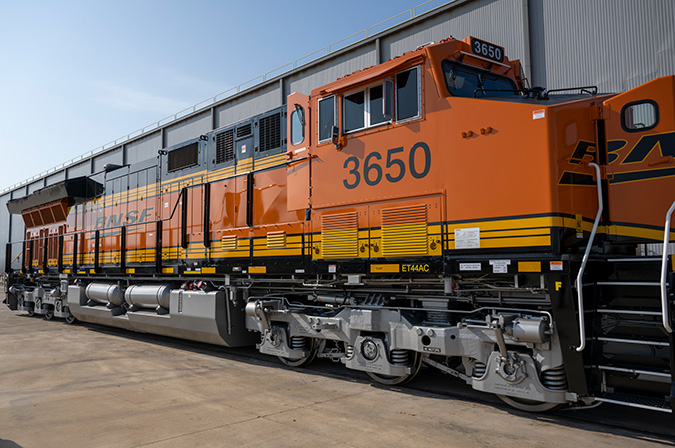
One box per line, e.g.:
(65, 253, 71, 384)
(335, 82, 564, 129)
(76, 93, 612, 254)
(396, 67, 420, 121)
(318, 96, 335, 142)
(343, 84, 392, 134)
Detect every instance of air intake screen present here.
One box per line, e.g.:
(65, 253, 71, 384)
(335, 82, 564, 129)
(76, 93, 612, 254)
(259, 113, 281, 152)
(237, 124, 252, 138)
(216, 130, 234, 164)
(381, 204, 428, 256)
(321, 212, 359, 259)
(168, 142, 199, 172)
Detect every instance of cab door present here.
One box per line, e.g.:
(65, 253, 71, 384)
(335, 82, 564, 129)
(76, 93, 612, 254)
(603, 76, 675, 240)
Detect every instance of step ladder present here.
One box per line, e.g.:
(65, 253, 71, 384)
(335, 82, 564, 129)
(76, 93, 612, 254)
(574, 198, 675, 413)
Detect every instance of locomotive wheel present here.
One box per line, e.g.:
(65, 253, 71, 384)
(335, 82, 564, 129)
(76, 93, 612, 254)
(27, 305, 35, 317)
(367, 351, 424, 386)
(44, 308, 54, 320)
(497, 395, 561, 412)
(278, 338, 318, 367)
(65, 314, 77, 325)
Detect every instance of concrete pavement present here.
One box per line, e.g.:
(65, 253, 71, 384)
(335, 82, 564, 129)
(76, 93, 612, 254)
(0, 308, 670, 448)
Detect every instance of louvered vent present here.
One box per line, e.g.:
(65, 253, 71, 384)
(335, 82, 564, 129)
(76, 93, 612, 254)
(266, 231, 287, 249)
(321, 212, 359, 259)
(237, 124, 252, 138)
(259, 113, 281, 152)
(381, 204, 428, 257)
(221, 235, 238, 251)
(168, 142, 199, 172)
(216, 129, 234, 164)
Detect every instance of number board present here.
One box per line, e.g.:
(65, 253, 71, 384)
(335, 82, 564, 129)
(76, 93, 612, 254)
(470, 37, 504, 63)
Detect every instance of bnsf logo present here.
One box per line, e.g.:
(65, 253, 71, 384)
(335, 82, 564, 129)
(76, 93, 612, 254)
(95, 207, 154, 230)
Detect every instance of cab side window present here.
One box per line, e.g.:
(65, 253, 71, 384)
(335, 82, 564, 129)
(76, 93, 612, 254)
(318, 96, 335, 142)
(622, 100, 658, 132)
(396, 67, 420, 122)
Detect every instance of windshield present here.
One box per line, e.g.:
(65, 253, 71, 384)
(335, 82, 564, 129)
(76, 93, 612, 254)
(442, 60, 518, 98)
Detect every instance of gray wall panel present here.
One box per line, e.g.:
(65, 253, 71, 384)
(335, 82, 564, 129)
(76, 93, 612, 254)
(215, 84, 282, 129)
(125, 131, 162, 165)
(28, 180, 46, 194)
(92, 147, 124, 173)
(165, 111, 212, 148)
(46, 171, 66, 186)
(382, 0, 526, 65)
(66, 161, 92, 179)
(539, 0, 675, 92)
(287, 45, 377, 97)
(0, 194, 8, 269)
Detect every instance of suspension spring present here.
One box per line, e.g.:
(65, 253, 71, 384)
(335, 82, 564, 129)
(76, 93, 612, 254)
(346, 345, 354, 359)
(473, 361, 487, 378)
(290, 336, 307, 351)
(390, 349, 410, 366)
(540, 366, 568, 390)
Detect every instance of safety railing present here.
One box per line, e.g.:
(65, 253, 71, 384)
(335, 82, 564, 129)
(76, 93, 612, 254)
(660, 200, 675, 334)
(575, 162, 603, 352)
(1, 0, 456, 196)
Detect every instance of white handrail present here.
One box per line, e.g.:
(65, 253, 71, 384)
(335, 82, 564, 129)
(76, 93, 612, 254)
(575, 162, 603, 352)
(660, 200, 675, 333)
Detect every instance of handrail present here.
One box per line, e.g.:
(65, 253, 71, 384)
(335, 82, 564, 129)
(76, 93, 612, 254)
(575, 162, 603, 352)
(1, 0, 455, 196)
(659, 200, 675, 333)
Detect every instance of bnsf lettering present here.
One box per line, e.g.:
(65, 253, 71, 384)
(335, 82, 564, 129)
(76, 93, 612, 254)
(561, 133, 675, 186)
(343, 142, 431, 190)
(95, 207, 154, 230)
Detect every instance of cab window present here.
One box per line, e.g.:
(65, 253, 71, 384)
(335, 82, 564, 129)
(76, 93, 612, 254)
(442, 60, 517, 98)
(342, 84, 391, 134)
(396, 67, 420, 121)
(318, 96, 335, 142)
(622, 100, 658, 132)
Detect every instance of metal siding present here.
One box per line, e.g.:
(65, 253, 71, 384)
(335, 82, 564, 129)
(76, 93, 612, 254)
(539, 0, 675, 92)
(164, 111, 212, 148)
(46, 171, 66, 186)
(27, 180, 45, 194)
(66, 161, 92, 179)
(92, 147, 124, 173)
(287, 45, 377, 96)
(382, 0, 526, 64)
(125, 131, 162, 165)
(0, 194, 8, 269)
(215, 84, 282, 128)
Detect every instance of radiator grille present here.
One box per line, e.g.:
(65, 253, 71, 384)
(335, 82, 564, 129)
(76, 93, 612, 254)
(266, 231, 287, 249)
(168, 142, 198, 172)
(216, 129, 234, 164)
(237, 124, 252, 138)
(321, 212, 358, 259)
(381, 204, 428, 256)
(259, 113, 281, 152)
(221, 235, 238, 251)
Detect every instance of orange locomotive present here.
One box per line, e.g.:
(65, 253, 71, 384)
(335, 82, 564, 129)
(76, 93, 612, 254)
(5, 36, 675, 413)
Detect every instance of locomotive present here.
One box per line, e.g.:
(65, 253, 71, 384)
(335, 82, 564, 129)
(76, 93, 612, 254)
(4, 36, 675, 413)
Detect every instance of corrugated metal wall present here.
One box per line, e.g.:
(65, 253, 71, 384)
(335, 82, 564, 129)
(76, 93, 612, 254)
(2, 0, 675, 269)
(532, 0, 675, 92)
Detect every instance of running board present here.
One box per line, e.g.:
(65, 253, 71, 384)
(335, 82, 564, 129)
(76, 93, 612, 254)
(593, 392, 672, 413)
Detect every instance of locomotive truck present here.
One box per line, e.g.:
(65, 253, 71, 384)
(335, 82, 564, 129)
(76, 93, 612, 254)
(4, 36, 675, 413)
